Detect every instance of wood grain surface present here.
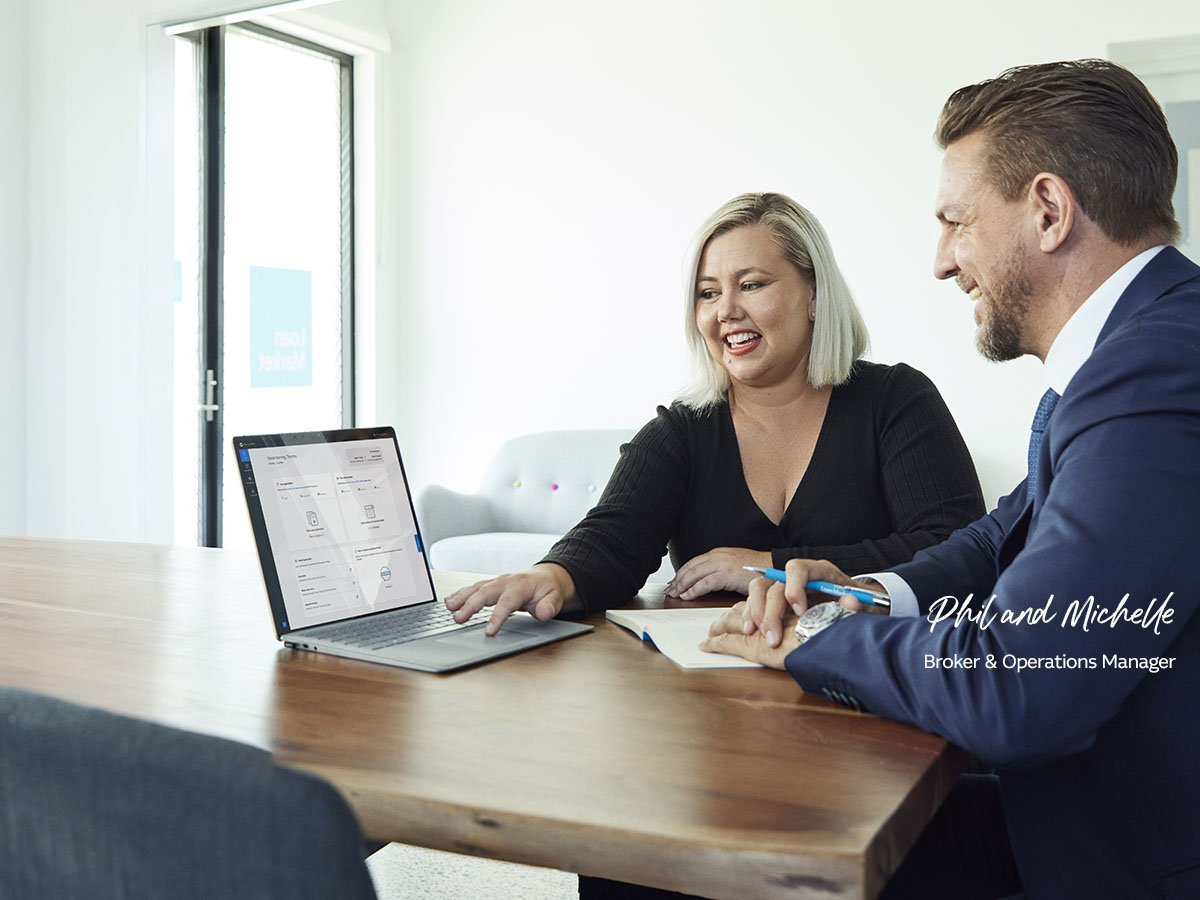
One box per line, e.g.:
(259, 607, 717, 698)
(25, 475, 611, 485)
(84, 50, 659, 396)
(0, 537, 963, 899)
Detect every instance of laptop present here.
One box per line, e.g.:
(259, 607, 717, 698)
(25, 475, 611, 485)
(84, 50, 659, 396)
(233, 426, 592, 672)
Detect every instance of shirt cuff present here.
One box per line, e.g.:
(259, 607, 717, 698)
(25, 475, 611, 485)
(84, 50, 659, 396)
(858, 571, 919, 618)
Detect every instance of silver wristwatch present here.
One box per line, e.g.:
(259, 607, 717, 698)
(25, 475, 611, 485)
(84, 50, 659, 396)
(795, 602, 856, 646)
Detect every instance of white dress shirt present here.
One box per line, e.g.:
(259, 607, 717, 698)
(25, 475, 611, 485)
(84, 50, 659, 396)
(876, 246, 1166, 619)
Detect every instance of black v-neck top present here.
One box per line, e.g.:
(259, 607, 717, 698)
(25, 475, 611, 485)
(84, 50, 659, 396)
(542, 361, 985, 613)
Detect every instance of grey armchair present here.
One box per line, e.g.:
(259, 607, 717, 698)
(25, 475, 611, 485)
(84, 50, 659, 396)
(416, 429, 673, 582)
(0, 686, 378, 900)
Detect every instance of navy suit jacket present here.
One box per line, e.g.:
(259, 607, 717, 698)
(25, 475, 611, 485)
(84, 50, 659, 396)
(786, 247, 1200, 899)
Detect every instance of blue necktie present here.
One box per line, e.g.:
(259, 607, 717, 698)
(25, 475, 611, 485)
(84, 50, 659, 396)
(1026, 388, 1059, 503)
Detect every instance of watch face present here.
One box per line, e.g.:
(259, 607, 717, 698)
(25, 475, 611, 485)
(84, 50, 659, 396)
(796, 601, 855, 644)
(799, 602, 848, 628)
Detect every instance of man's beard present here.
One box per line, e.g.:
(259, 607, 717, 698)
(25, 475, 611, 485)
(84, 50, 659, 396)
(975, 252, 1035, 362)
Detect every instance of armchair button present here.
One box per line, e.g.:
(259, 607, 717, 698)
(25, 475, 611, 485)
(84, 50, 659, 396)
(512, 480, 521, 488)
(588, 484, 596, 492)
(551, 483, 559, 491)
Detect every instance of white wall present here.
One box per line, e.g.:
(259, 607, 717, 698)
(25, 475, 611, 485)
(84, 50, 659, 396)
(22, 0, 389, 542)
(0, 0, 27, 535)
(24, 0, 197, 541)
(381, 0, 1200, 509)
(17, 0, 1200, 542)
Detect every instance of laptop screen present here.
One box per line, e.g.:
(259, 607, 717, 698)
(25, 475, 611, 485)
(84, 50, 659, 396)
(233, 427, 437, 637)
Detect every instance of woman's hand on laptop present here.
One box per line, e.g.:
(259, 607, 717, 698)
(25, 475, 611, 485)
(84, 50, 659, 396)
(444, 563, 579, 636)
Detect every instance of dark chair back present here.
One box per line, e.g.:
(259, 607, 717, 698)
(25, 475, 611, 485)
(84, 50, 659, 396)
(0, 686, 378, 900)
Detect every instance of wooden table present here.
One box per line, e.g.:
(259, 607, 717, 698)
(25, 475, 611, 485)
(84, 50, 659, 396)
(0, 537, 963, 899)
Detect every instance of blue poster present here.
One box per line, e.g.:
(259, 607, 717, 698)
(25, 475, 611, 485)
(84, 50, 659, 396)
(250, 266, 313, 388)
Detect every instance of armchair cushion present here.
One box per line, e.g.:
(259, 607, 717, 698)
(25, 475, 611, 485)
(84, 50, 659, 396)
(475, 430, 632, 535)
(416, 430, 675, 582)
(428, 532, 562, 575)
(416, 483, 496, 549)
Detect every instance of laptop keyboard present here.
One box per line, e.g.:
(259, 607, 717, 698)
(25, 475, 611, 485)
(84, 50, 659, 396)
(309, 603, 475, 651)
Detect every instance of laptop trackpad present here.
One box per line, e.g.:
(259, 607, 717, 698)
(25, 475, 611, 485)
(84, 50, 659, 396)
(384, 616, 591, 671)
(435, 619, 546, 649)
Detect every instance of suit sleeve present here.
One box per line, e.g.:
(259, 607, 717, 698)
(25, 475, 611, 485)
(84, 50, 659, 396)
(786, 329, 1200, 770)
(887, 483, 1028, 615)
(771, 364, 986, 572)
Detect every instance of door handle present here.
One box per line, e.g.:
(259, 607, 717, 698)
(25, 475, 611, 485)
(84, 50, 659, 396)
(200, 368, 219, 422)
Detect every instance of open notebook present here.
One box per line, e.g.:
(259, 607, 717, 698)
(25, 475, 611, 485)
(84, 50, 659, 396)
(606, 607, 761, 669)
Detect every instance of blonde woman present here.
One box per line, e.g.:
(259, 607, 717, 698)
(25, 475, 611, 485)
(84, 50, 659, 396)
(447, 192, 983, 640)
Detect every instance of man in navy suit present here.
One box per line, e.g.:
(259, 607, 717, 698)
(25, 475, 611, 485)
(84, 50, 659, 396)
(703, 60, 1200, 899)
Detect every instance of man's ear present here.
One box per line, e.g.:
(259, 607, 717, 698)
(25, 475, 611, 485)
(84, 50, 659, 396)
(1028, 172, 1075, 252)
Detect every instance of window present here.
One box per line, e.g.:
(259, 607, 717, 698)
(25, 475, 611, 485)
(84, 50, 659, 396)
(1110, 34, 1200, 262)
(174, 24, 355, 549)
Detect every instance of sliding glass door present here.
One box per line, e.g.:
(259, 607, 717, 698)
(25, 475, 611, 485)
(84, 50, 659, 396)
(174, 24, 355, 549)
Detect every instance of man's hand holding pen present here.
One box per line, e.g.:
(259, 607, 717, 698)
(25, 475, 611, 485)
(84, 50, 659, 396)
(699, 558, 890, 668)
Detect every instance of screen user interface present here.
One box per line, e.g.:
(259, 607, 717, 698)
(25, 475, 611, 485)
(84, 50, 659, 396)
(239, 435, 433, 632)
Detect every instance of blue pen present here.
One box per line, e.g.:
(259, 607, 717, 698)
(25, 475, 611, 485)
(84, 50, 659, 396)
(743, 566, 891, 608)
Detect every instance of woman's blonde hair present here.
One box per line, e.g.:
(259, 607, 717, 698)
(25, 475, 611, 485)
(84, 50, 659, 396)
(677, 192, 868, 408)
